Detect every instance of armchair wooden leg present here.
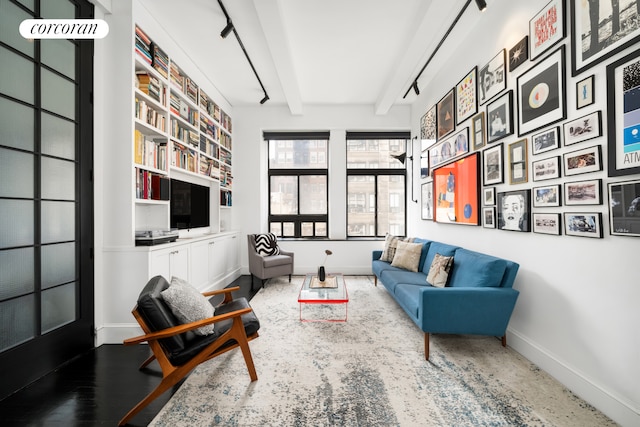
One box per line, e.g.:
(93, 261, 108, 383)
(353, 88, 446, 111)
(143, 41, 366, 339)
(139, 354, 156, 370)
(501, 335, 507, 347)
(424, 333, 430, 360)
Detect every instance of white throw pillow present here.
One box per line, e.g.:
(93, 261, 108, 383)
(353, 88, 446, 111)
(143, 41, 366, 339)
(426, 253, 454, 287)
(161, 277, 215, 336)
(391, 241, 423, 272)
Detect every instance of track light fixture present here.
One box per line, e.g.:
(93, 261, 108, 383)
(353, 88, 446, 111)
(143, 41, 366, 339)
(260, 94, 269, 104)
(220, 21, 234, 38)
(412, 81, 420, 96)
(475, 0, 487, 12)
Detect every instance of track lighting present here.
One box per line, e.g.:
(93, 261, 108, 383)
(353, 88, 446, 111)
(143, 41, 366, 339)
(475, 0, 487, 12)
(220, 21, 234, 38)
(412, 81, 420, 96)
(260, 94, 269, 104)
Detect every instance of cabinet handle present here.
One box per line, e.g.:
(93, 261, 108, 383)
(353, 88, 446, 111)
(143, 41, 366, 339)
(170, 250, 179, 255)
(209, 242, 215, 246)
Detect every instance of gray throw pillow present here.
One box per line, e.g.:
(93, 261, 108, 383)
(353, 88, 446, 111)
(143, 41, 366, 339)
(161, 277, 215, 336)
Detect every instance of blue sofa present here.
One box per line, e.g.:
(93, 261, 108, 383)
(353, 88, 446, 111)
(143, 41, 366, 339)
(372, 239, 520, 359)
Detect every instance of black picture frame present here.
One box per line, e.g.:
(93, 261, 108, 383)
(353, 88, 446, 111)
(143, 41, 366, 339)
(508, 138, 528, 185)
(563, 110, 602, 146)
(532, 155, 561, 182)
(421, 181, 434, 220)
(497, 189, 531, 232)
(529, 0, 565, 61)
(576, 74, 595, 110)
(479, 50, 507, 106)
(482, 143, 503, 186)
(533, 213, 562, 235)
(420, 150, 429, 179)
(608, 179, 640, 237)
(421, 105, 437, 140)
(483, 207, 496, 228)
(564, 178, 602, 206)
(563, 145, 602, 177)
(564, 212, 603, 238)
(486, 90, 514, 143)
(531, 126, 560, 155)
(456, 67, 478, 125)
(483, 187, 495, 206)
(437, 89, 455, 140)
(508, 35, 528, 72)
(533, 184, 561, 207)
(472, 112, 486, 150)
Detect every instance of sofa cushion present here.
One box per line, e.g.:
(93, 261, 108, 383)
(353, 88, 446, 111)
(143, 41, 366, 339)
(447, 249, 508, 288)
(380, 234, 413, 262)
(379, 269, 428, 294)
(394, 284, 422, 320)
(422, 242, 460, 274)
(426, 253, 454, 287)
(254, 233, 280, 256)
(262, 254, 292, 268)
(161, 277, 215, 336)
(391, 241, 423, 272)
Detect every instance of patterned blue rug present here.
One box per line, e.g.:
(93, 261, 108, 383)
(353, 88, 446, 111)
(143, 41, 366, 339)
(150, 276, 615, 426)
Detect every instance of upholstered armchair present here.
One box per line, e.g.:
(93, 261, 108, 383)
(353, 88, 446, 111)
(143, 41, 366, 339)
(247, 234, 294, 288)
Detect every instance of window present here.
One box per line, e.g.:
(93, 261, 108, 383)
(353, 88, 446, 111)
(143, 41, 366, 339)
(265, 132, 329, 238)
(346, 132, 409, 237)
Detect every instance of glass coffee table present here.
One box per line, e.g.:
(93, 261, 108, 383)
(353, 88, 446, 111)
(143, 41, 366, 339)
(298, 273, 349, 322)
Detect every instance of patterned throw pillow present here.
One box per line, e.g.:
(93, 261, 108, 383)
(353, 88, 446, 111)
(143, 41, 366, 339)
(390, 241, 423, 272)
(254, 233, 280, 256)
(426, 253, 454, 287)
(380, 234, 415, 262)
(161, 277, 215, 336)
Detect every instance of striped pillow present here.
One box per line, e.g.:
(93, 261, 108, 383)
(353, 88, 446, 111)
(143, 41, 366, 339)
(254, 233, 280, 256)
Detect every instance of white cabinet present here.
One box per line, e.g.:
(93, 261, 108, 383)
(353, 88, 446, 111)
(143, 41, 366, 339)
(189, 233, 240, 290)
(150, 244, 190, 282)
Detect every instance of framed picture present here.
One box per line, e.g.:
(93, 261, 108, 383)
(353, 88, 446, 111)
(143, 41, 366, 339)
(608, 179, 640, 236)
(533, 213, 561, 235)
(437, 89, 455, 140)
(472, 112, 486, 150)
(456, 67, 478, 125)
(564, 179, 602, 206)
(508, 35, 528, 72)
(508, 139, 528, 185)
(497, 189, 531, 232)
(563, 145, 602, 176)
(479, 50, 506, 106)
(606, 47, 640, 177)
(531, 126, 560, 155)
(421, 181, 434, 220)
(563, 110, 602, 146)
(483, 187, 495, 206)
(576, 75, 594, 109)
(429, 127, 469, 170)
(420, 150, 429, 179)
(486, 91, 514, 143)
(517, 46, 566, 136)
(529, 0, 565, 60)
(532, 156, 561, 181)
(564, 212, 603, 238)
(433, 152, 480, 225)
(482, 143, 503, 185)
(421, 106, 437, 140)
(533, 184, 561, 207)
(571, 0, 640, 76)
(483, 207, 496, 228)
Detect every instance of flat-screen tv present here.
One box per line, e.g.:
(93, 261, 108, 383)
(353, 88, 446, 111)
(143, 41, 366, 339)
(170, 179, 210, 230)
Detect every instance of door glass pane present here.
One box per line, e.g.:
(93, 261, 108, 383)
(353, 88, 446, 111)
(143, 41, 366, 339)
(0, 247, 34, 299)
(0, 294, 35, 352)
(41, 68, 75, 120)
(0, 148, 34, 198)
(42, 39, 75, 79)
(0, 0, 35, 57)
(41, 112, 75, 159)
(41, 283, 76, 334)
(270, 176, 298, 214)
(0, 199, 34, 248)
(347, 175, 375, 236)
(41, 0, 75, 19)
(299, 175, 326, 214)
(41, 201, 75, 244)
(0, 97, 34, 151)
(16, 0, 35, 12)
(0, 46, 34, 104)
(41, 242, 75, 289)
(41, 157, 75, 200)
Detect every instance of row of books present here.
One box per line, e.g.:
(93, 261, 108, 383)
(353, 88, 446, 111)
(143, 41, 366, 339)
(220, 110, 232, 133)
(219, 146, 232, 165)
(171, 142, 197, 172)
(170, 119, 199, 147)
(169, 92, 199, 126)
(219, 132, 232, 150)
(134, 129, 167, 171)
(136, 71, 165, 105)
(220, 190, 232, 207)
(220, 164, 233, 188)
(199, 88, 233, 134)
(200, 115, 219, 140)
(169, 62, 199, 104)
(135, 98, 166, 132)
(152, 44, 169, 79)
(135, 25, 152, 65)
(199, 134, 220, 159)
(199, 157, 221, 179)
(135, 168, 168, 200)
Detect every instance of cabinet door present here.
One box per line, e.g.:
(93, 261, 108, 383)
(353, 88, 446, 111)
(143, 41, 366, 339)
(226, 234, 240, 274)
(190, 239, 214, 290)
(150, 246, 189, 282)
(209, 238, 227, 284)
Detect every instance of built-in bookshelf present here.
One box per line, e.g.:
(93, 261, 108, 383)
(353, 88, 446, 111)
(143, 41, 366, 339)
(133, 24, 234, 218)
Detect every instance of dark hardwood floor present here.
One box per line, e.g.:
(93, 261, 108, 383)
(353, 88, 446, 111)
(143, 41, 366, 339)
(0, 275, 261, 427)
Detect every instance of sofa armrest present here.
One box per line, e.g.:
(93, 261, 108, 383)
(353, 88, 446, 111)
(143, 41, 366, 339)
(419, 287, 519, 336)
(372, 250, 382, 261)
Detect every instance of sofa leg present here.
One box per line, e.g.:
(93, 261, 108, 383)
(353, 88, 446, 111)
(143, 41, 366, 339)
(288, 274, 291, 282)
(424, 333, 430, 360)
(501, 335, 507, 348)
(374, 276, 377, 286)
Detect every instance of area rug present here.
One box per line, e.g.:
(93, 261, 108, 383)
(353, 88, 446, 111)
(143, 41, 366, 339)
(150, 276, 615, 427)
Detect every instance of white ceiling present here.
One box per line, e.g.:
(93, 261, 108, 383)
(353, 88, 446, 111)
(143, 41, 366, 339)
(138, 0, 484, 115)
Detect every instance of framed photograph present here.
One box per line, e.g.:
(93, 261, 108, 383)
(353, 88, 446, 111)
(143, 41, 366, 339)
(563, 145, 602, 176)
(571, 0, 640, 76)
(529, 0, 565, 60)
(564, 179, 602, 206)
(533, 213, 562, 235)
(608, 179, 640, 236)
(421, 105, 437, 140)
(486, 91, 514, 144)
(433, 153, 480, 225)
(497, 189, 531, 232)
(533, 184, 561, 207)
(420, 150, 429, 179)
(429, 127, 469, 170)
(421, 181, 434, 220)
(483, 187, 496, 206)
(482, 143, 503, 185)
(606, 47, 640, 177)
(576, 75, 594, 109)
(437, 89, 455, 140)
(472, 112, 486, 150)
(456, 67, 478, 125)
(517, 46, 566, 136)
(531, 126, 560, 155)
(479, 50, 507, 106)
(508, 35, 528, 72)
(508, 139, 528, 185)
(564, 212, 603, 238)
(483, 207, 496, 228)
(532, 156, 561, 182)
(563, 110, 602, 146)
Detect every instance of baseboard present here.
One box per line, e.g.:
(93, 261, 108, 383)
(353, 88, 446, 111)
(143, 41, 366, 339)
(508, 329, 639, 427)
(95, 323, 142, 346)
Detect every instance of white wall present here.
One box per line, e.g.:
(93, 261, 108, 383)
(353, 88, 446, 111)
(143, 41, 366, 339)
(408, 1, 639, 426)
